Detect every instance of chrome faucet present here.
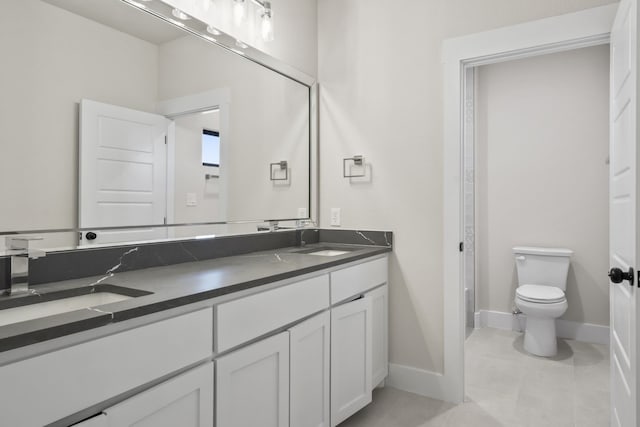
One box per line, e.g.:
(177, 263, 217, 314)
(5, 237, 46, 296)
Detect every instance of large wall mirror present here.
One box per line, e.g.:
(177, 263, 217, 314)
(0, 0, 314, 249)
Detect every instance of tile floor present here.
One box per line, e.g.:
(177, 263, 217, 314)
(340, 327, 610, 427)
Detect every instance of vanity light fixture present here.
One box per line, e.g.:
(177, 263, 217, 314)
(260, 1, 274, 42)
(232, 0, 274, 42)
(171, 8, 191, 20)
(233, 0, 246, 25)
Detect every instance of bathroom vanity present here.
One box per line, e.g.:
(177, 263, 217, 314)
(0, 233, 391, 427)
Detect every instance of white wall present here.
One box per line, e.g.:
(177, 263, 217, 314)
(476, 46, 610, 326)
(0, 0, 158, 232)
(317, 0, 618, 374)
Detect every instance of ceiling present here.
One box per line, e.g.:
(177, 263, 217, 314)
(44, 0, 186, 45)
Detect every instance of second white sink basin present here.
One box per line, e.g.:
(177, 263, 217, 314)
(0, 292, 132, 328)
(305, 250, 351, 256)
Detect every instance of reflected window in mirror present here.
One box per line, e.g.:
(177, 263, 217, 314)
(202, 129, 221, 167)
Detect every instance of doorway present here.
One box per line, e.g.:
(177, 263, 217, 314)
(441, 3, 618, 406)
(461, 44, 611, 425)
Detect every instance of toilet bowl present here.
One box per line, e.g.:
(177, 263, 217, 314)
(513, 247, 573, 357)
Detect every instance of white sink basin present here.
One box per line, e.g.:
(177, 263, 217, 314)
(0, 292, 132, 327)
(305, 250, 350, 256)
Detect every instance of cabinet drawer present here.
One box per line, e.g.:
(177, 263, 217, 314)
(0, 308, 213, 427)
(331, 257, 388, 304)
(215, 274, 330, 352)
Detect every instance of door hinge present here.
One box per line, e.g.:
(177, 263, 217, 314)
(459, 242, 464, 252)
(163, 216, 167, 225)
(164, 135, 167, 144)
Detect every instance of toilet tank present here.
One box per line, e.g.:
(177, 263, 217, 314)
(513, 246, 573, 291)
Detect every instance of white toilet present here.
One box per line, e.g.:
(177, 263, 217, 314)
(513, 246, 573, 357)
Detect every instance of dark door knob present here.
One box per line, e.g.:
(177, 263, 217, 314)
(609, 267, 634, 285)
(85, 232, 97, 241)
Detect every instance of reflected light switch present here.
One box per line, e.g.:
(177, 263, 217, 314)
(186, 193, 198, 207)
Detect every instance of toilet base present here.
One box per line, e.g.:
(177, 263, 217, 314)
(523, 316, 558, 357)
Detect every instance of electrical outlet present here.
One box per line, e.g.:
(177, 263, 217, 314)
(330, 208, 341, 227)
(297, 207, 307, 218)
(186, 193, 197, 207)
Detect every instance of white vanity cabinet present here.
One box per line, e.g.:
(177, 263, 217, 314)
(0, 308, 213, 427)
(329, 256, 389, 426)
(1, 253, 389, 427)
(289, 311, 331, 427)
(104, 362, 214, 427)
(330, 296, 373, 426)
(215, 332, 290, 427)
(214, 273, 331, 427)
(368, 284, 389, 388)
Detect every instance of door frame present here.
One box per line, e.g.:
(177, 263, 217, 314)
(441, 4, 618, 403)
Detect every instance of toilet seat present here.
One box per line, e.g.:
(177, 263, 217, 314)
(516, 284, 565, 304)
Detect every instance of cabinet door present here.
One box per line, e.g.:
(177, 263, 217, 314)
(290, 311, 330, 427)
(104, 362, 213, 427)
(216, 332, 289, 427)
(367, 285, 389, 388)
(331, 297, 373, 427)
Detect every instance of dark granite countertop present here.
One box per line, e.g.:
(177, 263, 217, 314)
(0, 242, 391, 354)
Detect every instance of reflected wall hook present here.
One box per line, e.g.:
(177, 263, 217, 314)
(343, 155, 366, 178)
(270, 161, 288, 181)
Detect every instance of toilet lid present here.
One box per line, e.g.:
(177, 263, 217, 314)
(516, 284, 565, 303)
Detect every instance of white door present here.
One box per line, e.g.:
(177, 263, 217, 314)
(79, 99, 170, 245)
(104, 362, 214, 427)
(609, 0, 639, 426)
(367, 284, 389, 388)
(216, 332, 289, 427)
(331, 297, 373, 427)
(289, 311, 330, 427)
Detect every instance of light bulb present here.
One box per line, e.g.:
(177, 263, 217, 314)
(207, 25, 221, 36)
(261, 12, 273, 42)
(233, 0, 246, 25)
(126, 0, 147, 8)
(171, 8, 190, 20)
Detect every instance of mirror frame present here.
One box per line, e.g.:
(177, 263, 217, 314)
(0, 0, 318, 239)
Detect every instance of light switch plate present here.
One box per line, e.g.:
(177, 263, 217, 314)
(186, 193, 197, 207)
(330, 208, 341, 227)
(297, 207, 307, 218)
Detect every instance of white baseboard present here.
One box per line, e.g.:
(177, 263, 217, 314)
(386, 364, 448, 401)
(474, 310, 609, 345)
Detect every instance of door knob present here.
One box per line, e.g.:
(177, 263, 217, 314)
(608, 267, 634, 285)
(85, 232, 97, 241)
